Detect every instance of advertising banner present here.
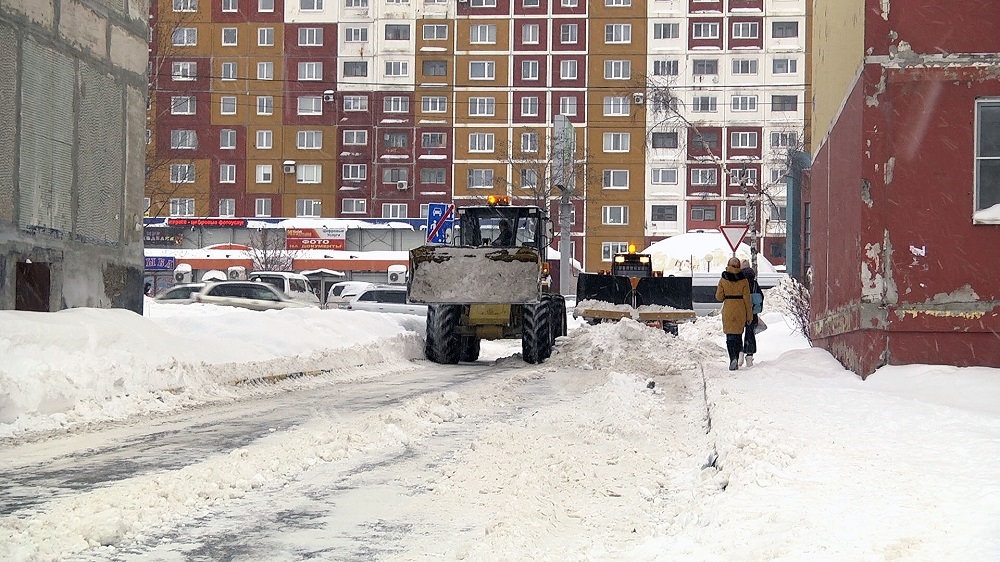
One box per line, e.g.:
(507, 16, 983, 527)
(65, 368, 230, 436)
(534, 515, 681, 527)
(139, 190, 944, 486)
(285, 227, 347, 250)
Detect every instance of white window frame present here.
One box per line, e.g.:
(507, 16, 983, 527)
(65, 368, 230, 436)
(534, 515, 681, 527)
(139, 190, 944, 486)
(602, 242, 629, 261)
(382, 203, 408, 219)
(258, 0, 274, 12)
(771, 132, 798, 148)
(297, 130, 323, 149)
(171, 61, 197, 81)
(469, 97, 496, 117)
(604, 23, 631, 44)
(521, 132, 538, 153)
(220, 96, 237, 115)
(653, 22, 679, 40)
(221, 62, 236, 80)
(732, 22, 759, 39)
(692, 22, 719, 39)
(468, 132, 495, 153)
(219, 198, 236, 218)
(256, 164, 273, 183)
(256, 130, 273, 149)
(298, 96, 323, 115)
(297, 164, 322, 184)
(560, 23, 578, 44)
(298, 27, 323, 46)
(257, 61, 273, 80)
(691, 168, 718, 186)
(222, 0, 238, 11)
(604, 60, 631, 80)
(258, 27, 274, 46)
(343, 95, 368, 112)
(298, 62, 323, 81)
(692, 96, 718, 113)
(169, 163, 195, 183)
(423, 24, 447, 40)
(297, 199, 322, 218)
(470, 24, 497, 44)
(343, 163, 367, 180)
(602, 169, 629, 189)
(773, 58, 798, 74)
(732, 59, 759, 75)
(559, 96, 577, 116)
(603, 96, 629, 116)
(467, 168, 495, 189)
(421, 96, 447, 113)
(469, 61, 496, 80)
(170, 95, 196, 115)
(219, 129, 236, 149)
(384, 96, 409, 113)
(601, 206, 629, 225)
(342, 198, 366, 214)
(603, 132, 630, 153)
(169, 198, 196, 217)
(300, 0, 324, 10)
(256, 95, 273, 115)
(560, 60, 578, 80)
(219, 164, 236, 183)
(651, 168, 678, 184)
(172, 27, 197, 46)
(221, 27, 238, 46)
(731, 95, 758, 111)
(384, 61, 409, 77)
(255, 198, 272, 218)
(730, 168, 758, 186)
(344, 130, 368, 145)
(522, 23, 540, 44)
(521, 96, 539, 117)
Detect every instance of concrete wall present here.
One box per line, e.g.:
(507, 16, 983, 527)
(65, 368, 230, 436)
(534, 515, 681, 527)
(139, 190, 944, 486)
(0, 0, 149, 312)
(808, 0, 865, 156)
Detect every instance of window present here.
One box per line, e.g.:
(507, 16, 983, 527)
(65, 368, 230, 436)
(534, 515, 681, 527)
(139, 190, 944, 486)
(297, 130, 323, 149)
(691, 205, 717, 221)
(255, 198, 272, 218)
(771, 132, 798, 148)
(521, 96, 539, 116)
(732, 59, 758, 75)
(772, 21, 799, 38)
(732, 22, 758, 39)
(560, 60, 578, 80)
(654, 22, 679, 39)
(345, 0, 367, 6)
(770, 168, 786, 183)
(344, 130, 368, 145)
(384, 132, 408, 148)
(771, 95, 798, 112)
(422, 60, 447, 76)
(603, 96, 630, 116)
(172, 28, 197, 46)
(256, 164, 273, 183)
(258, 27, 274, 46)
(559, 96, 577, 116)
(173, 0, 197, 12)
(385, 61, 408, 77)
(170, 130, 197, 149)
(298, 96, 323, 114)
(343, 164, 367, 180)
(653, 60, 678, 76)
(730, 168, 758, 185)
(344, 61, 368, 77)
(297, 164, 322, 183)
(297, 199, 322, 217)
(422, 132, 446, 148)
(604, 60, 631, 79)
(219, 198, 235, 217)
(298, 62, 322, 80)
(221, 62, 236, 80)
(651, 205, 677, 221)
(171, 61, 197, 80)
(220, 129, 236, 149)
(692, 132, 719, 149)
(560, 23, 578, 44)
(343, 198, 366, 213)
(470, 0, 497, 7)
(468, 168, 494, 189)
(170, 198, 195, 216)
(219, 164, 236, 183)
(520, 168, 538, 189)
(773, 58, 798, 74)
(170, 163, 195, 183)
(256, 96, 273, 115)
(770, 204, 787, 220)
(651, 132, 678, 148)
(691, 168, 718, 186)
(602, 242, 629, 261)
(423, 24, 447, 40)
(299, 27, 323, 46)
(470, 61, 495, 80)
(258, 0, 274, 11)
(730, 205, 748, 223)
(561, 0, 577, 6)
(470, 24, 496, 44)
(469, 97, 496, 116)
(731, 95, 757, 111)
(602, 205, 628, 225)
(421, 168, 446, 183)
(382, 203, 407, 219)
(521, 60, 539, 80)
(257, 61, 273, 80)
(384, 96, 409, 113)
(222, 27, 237, 46)
(170, 96, 196, 115)
(522, 24, 539, 44)
(469, 132, 495, 152)
(602, 170, 628, 189)
(692, 96, 717, 112)
(976, 100, 1000, 216)
(651, 168, 677, 184)
(222, 0, 237, 10)
(603, 132, 630, 152)
(605, 24, 631, 44)
(523, 0, 539, 6)
(256, 130, 272, 149)
(606, 0, 630, 5)
(521, 132, 538, 152)
(300, 0, 323, 10)
(692, 22, 719, 39)
(385, 24, 410, 40)
(421, 96, 447, 113)
(692, 59, 718, 75)
(382, 167, 408, 183)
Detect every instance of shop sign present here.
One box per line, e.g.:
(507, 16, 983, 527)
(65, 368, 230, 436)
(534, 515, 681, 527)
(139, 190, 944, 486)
(286, 227, 347, 250)
(145, 256, 176, 271)
(168, 218, 248, 227)
(144, 227, 184, 247)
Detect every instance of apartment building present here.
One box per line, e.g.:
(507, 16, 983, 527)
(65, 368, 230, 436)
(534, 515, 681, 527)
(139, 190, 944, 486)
(147, 0, 805, 272)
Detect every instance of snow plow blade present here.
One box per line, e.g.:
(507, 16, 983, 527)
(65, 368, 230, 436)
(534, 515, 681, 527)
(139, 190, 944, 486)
(408, 245, 542, 304)
(575, 274, 693, 310)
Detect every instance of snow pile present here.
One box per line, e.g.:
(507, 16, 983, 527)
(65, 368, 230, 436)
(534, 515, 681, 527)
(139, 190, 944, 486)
(408, 247, 541, 303)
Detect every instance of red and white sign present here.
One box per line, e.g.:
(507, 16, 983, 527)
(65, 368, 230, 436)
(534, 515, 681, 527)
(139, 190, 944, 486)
(720, 225, 749, 253)
(285, 227, 347, 250)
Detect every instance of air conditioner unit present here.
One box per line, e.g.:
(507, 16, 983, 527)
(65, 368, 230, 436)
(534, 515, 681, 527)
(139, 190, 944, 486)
(227, 265, 247, 280)
(396, 180, 408, 190)
(458, 0, 468, 3)
(387, 264, 407, 284)
(323, 90, 335, 103)
(633, 93, 645, 105)
(173, 263, 192, 284)
(283, 160, 296, 174)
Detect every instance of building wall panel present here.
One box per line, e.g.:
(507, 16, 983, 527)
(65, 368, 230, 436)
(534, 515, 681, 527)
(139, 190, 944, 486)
(0, 24, 16, 223)
(77, 66, 125, 244)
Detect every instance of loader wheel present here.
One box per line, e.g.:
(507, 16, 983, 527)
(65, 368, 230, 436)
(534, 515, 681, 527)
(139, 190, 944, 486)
(552, 295, 567, 339)
(426, 304, 462, 364)
(521, 299, 552, 364)
(460, 336, 481, 362)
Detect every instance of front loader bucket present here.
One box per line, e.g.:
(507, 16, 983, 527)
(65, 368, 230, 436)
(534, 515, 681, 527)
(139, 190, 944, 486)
(408, 245, 542, 304)
(576, 274, 694, 310)
(576, 273, 635, 306)
(634, 277, 693, 310)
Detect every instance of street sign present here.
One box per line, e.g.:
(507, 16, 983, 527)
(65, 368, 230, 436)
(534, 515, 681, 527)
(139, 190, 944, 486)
(720, 225, 749, 253)
(426, 203, 455, 244)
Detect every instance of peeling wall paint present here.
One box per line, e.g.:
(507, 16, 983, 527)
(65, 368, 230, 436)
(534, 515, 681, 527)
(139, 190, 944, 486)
(880, 0, 890, 21)
(884, 156, 895, 184)
(861, 179, 873, 207)
(865, 70, 887, 106)
(861, 242, 882, 299)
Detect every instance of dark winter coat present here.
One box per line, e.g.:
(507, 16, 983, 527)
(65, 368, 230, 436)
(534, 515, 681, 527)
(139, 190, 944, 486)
(743, 266, 763, 314)
(715, 265, 752, 335)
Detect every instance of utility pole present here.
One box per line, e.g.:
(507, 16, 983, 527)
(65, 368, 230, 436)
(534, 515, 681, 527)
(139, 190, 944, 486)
(557, 186, 573, 296)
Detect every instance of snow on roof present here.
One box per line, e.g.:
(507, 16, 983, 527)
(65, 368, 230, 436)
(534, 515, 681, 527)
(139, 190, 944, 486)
(643, 230, 778, 274)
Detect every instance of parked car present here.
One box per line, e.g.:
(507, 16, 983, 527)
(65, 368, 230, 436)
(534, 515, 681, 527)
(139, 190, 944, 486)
(340, 285, 427, 316)
(153, 283, 205, 304)
(248, 271, 320, 307)
(194, 281, 310, 311)
(326, 281, 376, 306)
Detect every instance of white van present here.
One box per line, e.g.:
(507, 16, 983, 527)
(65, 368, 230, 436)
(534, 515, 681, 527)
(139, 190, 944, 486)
(248, 271, 320, 307)
(326, 281, 376, 307)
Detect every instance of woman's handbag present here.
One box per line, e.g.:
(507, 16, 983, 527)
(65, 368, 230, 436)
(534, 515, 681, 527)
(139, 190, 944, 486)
(753, 317, 768, 334)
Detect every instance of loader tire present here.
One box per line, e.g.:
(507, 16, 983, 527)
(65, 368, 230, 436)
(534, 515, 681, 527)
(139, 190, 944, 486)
(461, 336, 481, 362)
(521, 300, 552, 364)
(551, 295, 567, 339)
(426, 304, 462, 364)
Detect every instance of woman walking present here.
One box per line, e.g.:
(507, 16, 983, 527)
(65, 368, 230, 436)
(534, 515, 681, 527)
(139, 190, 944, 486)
(715, 257, 753, 370)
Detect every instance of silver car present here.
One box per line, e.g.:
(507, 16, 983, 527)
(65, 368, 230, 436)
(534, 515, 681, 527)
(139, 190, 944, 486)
(340, 286, 426, 316)
(153, 283, 206, 304)
(194, 281, 309, 311)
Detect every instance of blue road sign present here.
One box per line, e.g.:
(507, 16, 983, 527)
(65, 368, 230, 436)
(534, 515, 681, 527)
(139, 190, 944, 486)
(426, 203, 454, 244)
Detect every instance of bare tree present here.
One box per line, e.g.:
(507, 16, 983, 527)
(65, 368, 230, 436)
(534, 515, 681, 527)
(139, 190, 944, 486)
(244, 228, 298, 271)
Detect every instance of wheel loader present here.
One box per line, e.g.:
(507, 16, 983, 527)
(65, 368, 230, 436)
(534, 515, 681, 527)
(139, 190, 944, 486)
(574, 246, 696, 335)
(407, 196, 567, 364)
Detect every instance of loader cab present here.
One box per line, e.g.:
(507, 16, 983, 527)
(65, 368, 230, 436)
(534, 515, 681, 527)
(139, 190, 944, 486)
(455, 199, 547, 251)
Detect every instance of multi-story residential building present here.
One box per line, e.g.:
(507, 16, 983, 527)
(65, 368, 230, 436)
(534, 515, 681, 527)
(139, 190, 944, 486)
(147, 0, 805, 274)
